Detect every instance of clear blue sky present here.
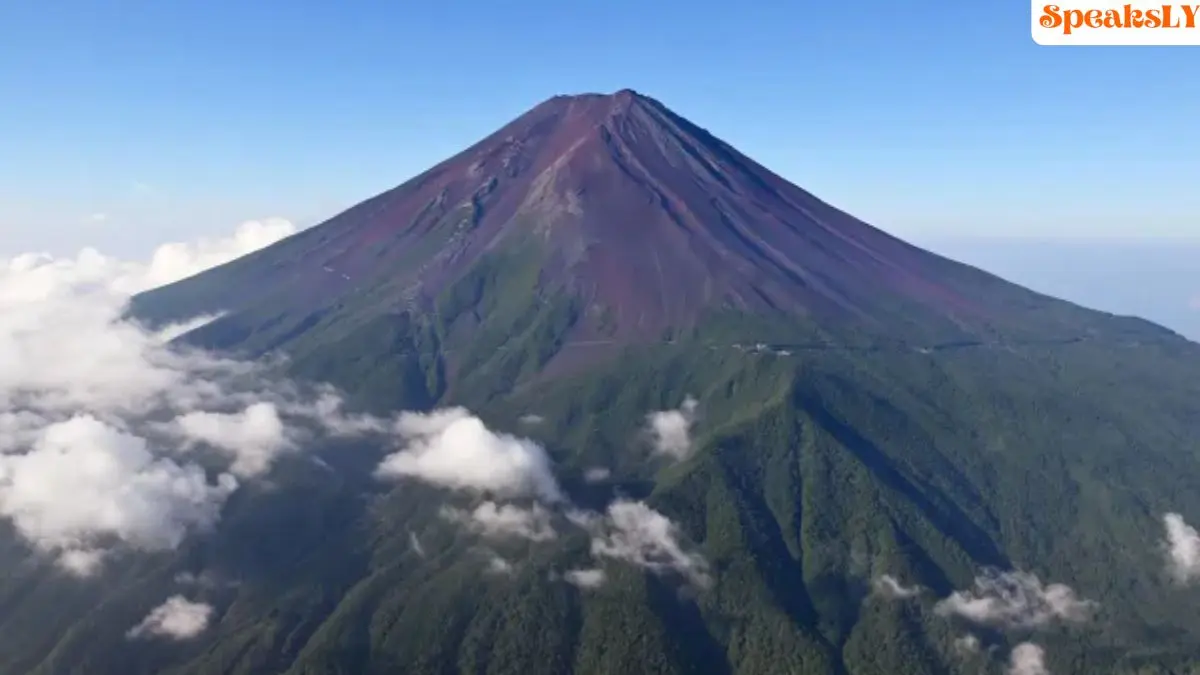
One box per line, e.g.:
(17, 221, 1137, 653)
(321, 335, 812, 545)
(1, 0, 1197, 255)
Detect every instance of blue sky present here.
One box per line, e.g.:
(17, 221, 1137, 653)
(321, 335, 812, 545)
(1, 0, 1198, 255)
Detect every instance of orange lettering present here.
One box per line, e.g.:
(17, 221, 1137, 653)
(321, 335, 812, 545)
(1040, 4, 1064, 30)
(1064, 8, 1085, 33)
(1123, 5, 1143, 28)
(1040, 2, 1198, 35)
(1163, 4, 1181, 27)
(1183, 4, 1200, 27)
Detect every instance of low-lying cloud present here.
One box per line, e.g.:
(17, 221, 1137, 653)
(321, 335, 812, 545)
(583, 467, 611, 483)
(872, 574, 923, 599)
(441, 501, 557, 542)
(1007, 642, 1049, 675)
(953, 634, 981, 655)
(0, 415, 237, 572)
(1162, 512, 1200, 583)
(174, 570, 237, 590)
(0, 219, 719, 601)
(485, 554, 515, 576)
(136, 218, 297, 290)
(170, 402, 292, 477)
(127, 595, 214, 640)
(934, 569, 1094, 629)
(0, 218, 388, 573)
(564, 567, 606, 589)
(646, 397, 698, 461)
(377, 408, 563, 502)
(585, 499, 710, 587)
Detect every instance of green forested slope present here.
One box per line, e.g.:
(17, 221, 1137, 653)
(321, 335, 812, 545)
(2, 299, 1199, 674)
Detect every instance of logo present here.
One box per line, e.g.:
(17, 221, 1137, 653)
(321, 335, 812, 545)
(1032, 1, 1200, 44)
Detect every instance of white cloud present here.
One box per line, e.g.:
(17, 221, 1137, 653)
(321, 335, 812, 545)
(88, 213, 108, 223)
(0, 219, 298, 417)
(518, 414, 544, 425)
(564, 567, 606, 589)
(409, 531, 426, 557)
(585, 499, 710, 587)
(934, 569, 1095, 629)
(127, 595, 213, 640)
(485, 554, 514, 576)
(376, 408, 563, 502)
(0, 416, 236, 570)
(0, 218, 388, 574)
(154, 313, 226, 342)
(441, 501, 556, 542)
(136, 218, 296, 290)
(583, 467, 611, 483)
(170, 402, 292, 477)
(872, 574, 922, 599)
(57, 548, 107, 577)
(953, 634, 981, 655)
(0, 268, 225, 415)
(1008, 642, 1049, 675)
(1163, 512, 1200, 583)
(565, 508, 602, 530)
(174, 570, 236, 589)
(646, 396, 698, 460)
(301, 390, 389, 437)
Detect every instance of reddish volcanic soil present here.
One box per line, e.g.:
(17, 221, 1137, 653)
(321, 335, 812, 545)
(268, 89, 991, 338)
(142, 89, 1086, 348)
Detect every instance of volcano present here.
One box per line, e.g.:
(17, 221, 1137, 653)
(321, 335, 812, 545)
(134, 89, 1151, 373)
(24, 91, 1195, 675)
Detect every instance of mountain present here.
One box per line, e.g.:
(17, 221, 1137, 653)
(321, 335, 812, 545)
(130, 90, 1166, 395)
(8, 90, 1200, 675)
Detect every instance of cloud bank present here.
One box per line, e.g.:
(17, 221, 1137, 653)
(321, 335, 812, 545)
(0, 416, 236, 567)
(0, 218, 386, 573)
(1, 218, 717, 601)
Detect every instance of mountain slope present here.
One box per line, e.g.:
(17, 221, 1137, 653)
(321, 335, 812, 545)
(8, 90, 1200, 675)
(132, 90, 1169, 361)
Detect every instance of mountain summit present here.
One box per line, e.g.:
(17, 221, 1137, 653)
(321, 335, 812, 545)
(137, 90, 1138, 363)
